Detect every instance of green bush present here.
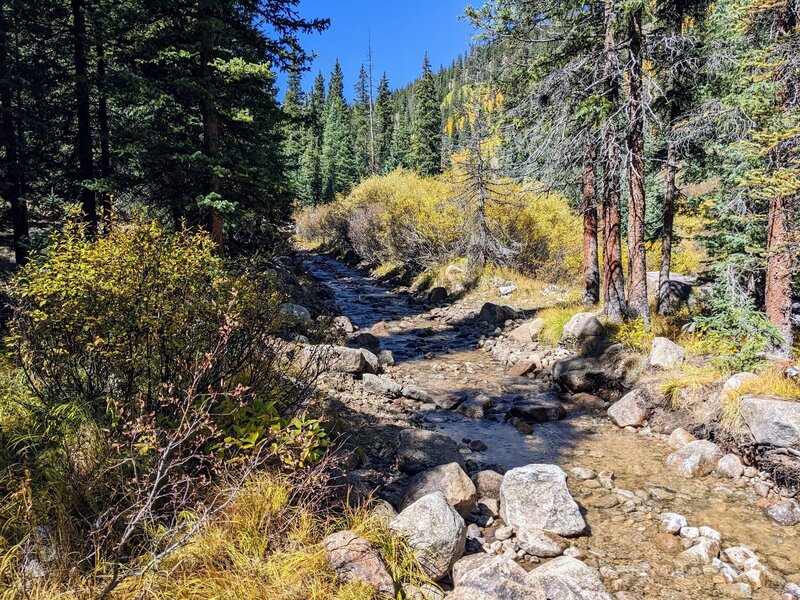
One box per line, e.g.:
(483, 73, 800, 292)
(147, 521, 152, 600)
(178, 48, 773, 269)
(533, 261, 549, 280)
(693, 287, 784, 371)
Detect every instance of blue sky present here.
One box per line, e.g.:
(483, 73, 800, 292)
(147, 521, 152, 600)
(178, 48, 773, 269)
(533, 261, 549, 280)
(279, 0, 477, 101)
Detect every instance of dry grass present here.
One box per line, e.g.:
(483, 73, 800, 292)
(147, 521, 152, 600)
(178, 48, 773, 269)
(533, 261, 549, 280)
(537, 303, 586, 345)
(721, 367, 800, 430)
(0, 475, 425, 600)
(657, 364, 727, 408)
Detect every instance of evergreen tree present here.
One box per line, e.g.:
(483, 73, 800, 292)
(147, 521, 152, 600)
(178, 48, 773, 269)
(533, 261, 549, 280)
(282, 70, 309, 204)
(321, 60, 357, 200)
(389, 99, 414, 170)
(352, 65, 372, 178)
(411, 53, 442, 176)
(374, 73, 394, 173)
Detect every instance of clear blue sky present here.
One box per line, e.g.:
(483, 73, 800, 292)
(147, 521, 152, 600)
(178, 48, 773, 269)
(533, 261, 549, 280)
(278, 0, 477, 101)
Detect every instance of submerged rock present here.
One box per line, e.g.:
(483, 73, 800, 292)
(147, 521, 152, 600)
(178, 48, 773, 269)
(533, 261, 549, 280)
(396, 429, 465, 475)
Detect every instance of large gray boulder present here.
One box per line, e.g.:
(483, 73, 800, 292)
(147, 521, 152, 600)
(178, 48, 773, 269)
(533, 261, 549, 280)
(553, 357, 604, 393)
(526, 556, 612, 600)
(323, 530, 394, 595)
(363, 373, 402, 397)
(479, 303, 520, 325)
(722, 372, 759, 395)
(648, 337, 686, 370)
(767, 499, 800, 526)
(391, 492, 467, 581)
(449, 555, 546, 600)
(666, 440, 723, 478)
(396, 429, 465, 475)
(500, 464, 586, 537)
(400, 463, 477, 517)
(739, 396, 800, 448)
(281, 302, 313, 324)
(306, 344, 371, 374)
(561, 312, 603, 342)
(516, 527, 570, 557)
(607, 389, 650, 428)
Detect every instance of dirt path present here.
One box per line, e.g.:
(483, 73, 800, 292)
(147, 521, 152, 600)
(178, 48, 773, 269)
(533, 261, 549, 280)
(304, 252, 800, 599)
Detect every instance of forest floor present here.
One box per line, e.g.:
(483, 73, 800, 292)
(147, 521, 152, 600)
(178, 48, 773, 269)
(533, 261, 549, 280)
(303, 251, 800, 600)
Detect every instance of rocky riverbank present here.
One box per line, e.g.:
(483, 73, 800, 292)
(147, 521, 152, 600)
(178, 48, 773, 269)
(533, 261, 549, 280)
(300, 251, 800, 599)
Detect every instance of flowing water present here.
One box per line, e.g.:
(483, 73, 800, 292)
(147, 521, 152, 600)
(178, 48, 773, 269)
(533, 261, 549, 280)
(305, 253, 800, 599)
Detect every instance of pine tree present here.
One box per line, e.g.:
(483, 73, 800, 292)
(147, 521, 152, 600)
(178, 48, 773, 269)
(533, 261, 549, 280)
(321, 60, 357, 200)
(282, 70, 309, 203)
(374, 73, 393, 173)
(389, 99, 413, 170)
(352, 65, 372, 179)
(411, 53, 442, 176)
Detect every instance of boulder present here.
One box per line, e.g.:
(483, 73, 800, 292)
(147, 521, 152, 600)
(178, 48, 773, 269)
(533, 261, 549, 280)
(500, 464, 586, 537)
(360, 349, 380, 373)
(666, 440, 723, 478)
(281, 302, 313, 324)
(607, 389, 650, 428)
(722, 372, 759, 395)
(507, 319, 546, 343)
(378, 349, 396, 367)
(553, 357, 604, 393)
(676, 537, 720, 566)
(428, 287, 448, 304)
(450, 555, 546, 600)
(400, 463, 477, 517)
(722, 546, 758, 569)
(472, 470, 504, 499)
(561, 312, 604, 342)
(516, 527, 570, 557)
(323, 530, 394, 595)
(716, 454, 745, 479)
(390, 492, 467, 581)
(660, 513, 688, 534)
(508, 360, 537, 377)
(527, 556, 612, 600)
(332, 315, 355, 333)
(458, 395, 492, 420)
(648, 337, 686, 370)
(667, 428, 696, 449)
(479, 303, 520, 325)
(509, 393, 566, 423)
(363, 373, 402, 397)
(396, 429, 465, 475)
(739, 396, 800, 448)
(645, 272, 696, 307)
(402, 386, 464, 410)
(348, 332, 382, 351)
(766, 499, 800, 526)
(306, 345, 368, 374)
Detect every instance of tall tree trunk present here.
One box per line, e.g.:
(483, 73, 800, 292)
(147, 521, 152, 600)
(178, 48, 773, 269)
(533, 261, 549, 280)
(199, 3, 224, 254)
(625, 5, 649, 325)
(601, 0, 626, 322)
(71, 0, 97, 234)
(582, 133, 600, 307)
(658, 134, 678, 315)
(0, 0, 28, 266)
(97, 37, 111, 231)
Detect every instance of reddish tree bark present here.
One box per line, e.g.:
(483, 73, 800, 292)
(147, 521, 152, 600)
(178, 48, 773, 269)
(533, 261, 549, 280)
(582, 133, 600, 307)
(601, 0, 626, 322)
(625, 5, 649, 325)
(764, 3, 795, 355)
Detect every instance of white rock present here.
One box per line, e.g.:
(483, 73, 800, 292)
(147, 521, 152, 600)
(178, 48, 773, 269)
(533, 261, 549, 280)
(400, 463, 477, 517)
(677, 537, 720, 566)
(450, 555, 546, 600)
(607, 389, 650, 428)
(500, 465, 586, 537)
(660, 512, 688, 534)
(527, 556, 612, 600)
(667, 427, 696, 449)
(722, 546, 758, 569)
(666, 440, 723, 478)
(390, 492, 466, 581)
(648, 337, 686, 369)
(561, 312, 604, 341)
(717, 454, 745, 479)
